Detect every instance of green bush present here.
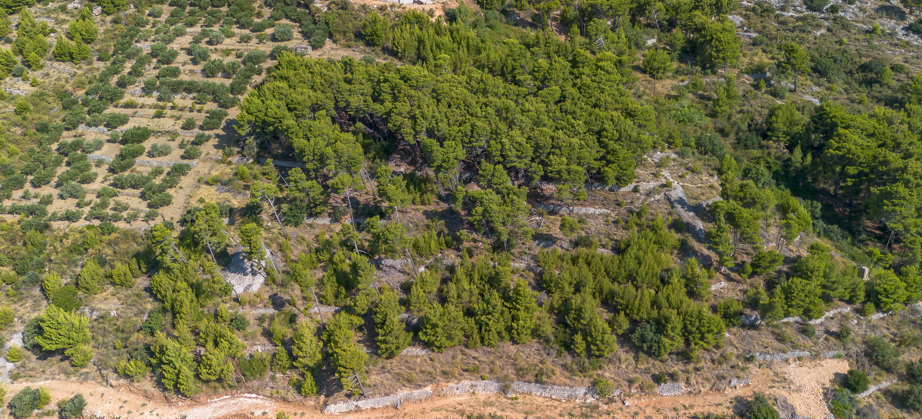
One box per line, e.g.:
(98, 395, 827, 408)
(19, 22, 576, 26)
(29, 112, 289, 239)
(122, 126, 152, 144)
(744, 393, 779, 419)
(842, 369, 869, 393)
(192, 133, 211, 145)
(59, 394, 87, 419)
(181, 118, 196, 130)
(559, 216, 579, 237)
(182, 145, 202, 159)
(59, 181, 86, 200)
(865, 336, 898, 371)
(804, 0, 828, 11)
(239, 352, 269, 379)
(906, 384, 922, 412)
(148, 143, 172, 158)
(274, 24, 293, 41)
(52, 285, 82, 312)
(8, 387, 45, 418)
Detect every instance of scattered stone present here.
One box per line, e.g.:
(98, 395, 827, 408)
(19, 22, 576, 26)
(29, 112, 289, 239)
(870, 312, 889, 320)
(66, 0, 81, 9)
(728, 15, 745, 26)
(751, 350, 810, 361)
(656, 383, 685, 396)
(323, 389, 432, 413)
(740, 313, 761, 326)
(533, 202, 611, 216)
(304, 217, 332, 225)
(87, 155, 112, 163)
(223, 252, 265, 295)
(399, 347, 431, 356)
(802, 94, 821, 106)
(729, 378, 750, 388)
(442, 381, 503, 396)
(807, 308, 850, 325)
(135, 159, 198, 168)
(511, 382, 595, 401)
(857, 380, 895, 398)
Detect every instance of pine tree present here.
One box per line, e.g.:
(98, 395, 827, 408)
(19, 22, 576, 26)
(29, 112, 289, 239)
(683, 258, 711, 300)
(300, 372, 319, 396)
(14, 10, 48, 59)
(586, 316, 618, 358)
(273, 347, 292, 372)
(508, 279, 539, 344)
(872, 269, 908, 311)
(0, 48, 14, 78)
(0, 11, 11, 38)
(52, 38, 72, 62)
(70, 39, 90, 63)
(268, 316, 289, 346)
(361, 11, 387, 47)
(373, 286, 411, 357)
(291, 322, 322, 372)
(67, 7, 97, 44)
(419, 303, 465, 352)
(107, 263, 134, 287)
(239, 223, 265, 261)
(24, 51, 41, 70)
(41, 272, 61, 298)
(77, 257, 102, 294)
(35, 305, 91, 351)
(64, 344, 92, 367)
(151, 333, 196, 396)
(197, 344, 233, 382)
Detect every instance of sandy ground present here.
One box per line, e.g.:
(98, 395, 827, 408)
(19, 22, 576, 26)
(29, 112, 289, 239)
(4, 357, 847, 419)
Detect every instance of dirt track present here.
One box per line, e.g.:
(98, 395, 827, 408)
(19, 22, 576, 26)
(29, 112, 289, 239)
(4, 358, 847, 418)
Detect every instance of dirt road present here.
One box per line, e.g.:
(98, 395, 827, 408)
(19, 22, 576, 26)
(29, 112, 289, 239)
(6, 358, 847, 418)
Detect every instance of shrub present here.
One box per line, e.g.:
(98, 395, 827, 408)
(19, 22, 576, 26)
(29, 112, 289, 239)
(744, 393, 779, 419)
(906, 384, 922, 412)
(148, 144, 173, 157)
(51, 285, 81, 311)
(559, 216, 579, 237)
(148, 192, 173, 208)
(244, 50, 267, 65)
(141, 311, 164, 334)
(865, 336, 898, 371)
(181, 118, 196, 130)
(122, 126, 152, 144)
(208, 31, 224, 45)
(8, 387, 46, 418)
(203, 59, 224, 77)
(59, 182, 86, 200)
(59, 394, 87, 419)
(801, 324, 816, 338)
(804, 0, 829, 12)
(6, 345, 22, 362)
(239, 352, 269, 379)
(769, 84, 788, 99)
(192, 133, 211, 145)
(843, 369, 870, 393)
(593, 377, 615, 400)
(119, 144, 145, 160)
(182, 145, 202, 159)
(274, 24, 293, 41)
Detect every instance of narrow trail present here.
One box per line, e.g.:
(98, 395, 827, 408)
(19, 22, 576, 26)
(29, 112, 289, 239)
(6, 358, 847, 418)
